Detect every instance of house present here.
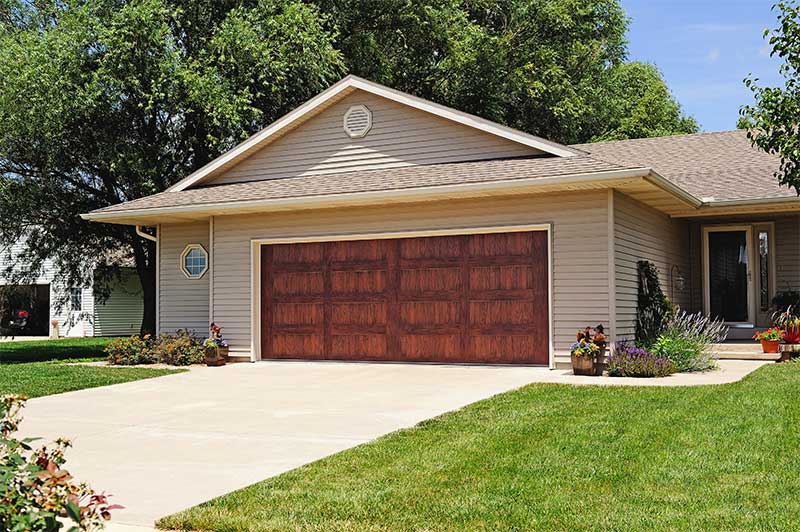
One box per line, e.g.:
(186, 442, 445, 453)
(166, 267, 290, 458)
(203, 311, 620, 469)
(82, 75, 797, 368)
(0, 238, 144, 338)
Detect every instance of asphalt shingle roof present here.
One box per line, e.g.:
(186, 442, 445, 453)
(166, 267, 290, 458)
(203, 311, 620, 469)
(91, 155, 635, 214)
(572, 130, 789, 202)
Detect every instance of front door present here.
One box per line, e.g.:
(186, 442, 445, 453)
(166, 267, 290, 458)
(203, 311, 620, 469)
(703, 226, 755, 326)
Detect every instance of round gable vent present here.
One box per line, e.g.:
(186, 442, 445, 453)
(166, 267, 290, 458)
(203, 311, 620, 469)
(343, 104, 372, 138)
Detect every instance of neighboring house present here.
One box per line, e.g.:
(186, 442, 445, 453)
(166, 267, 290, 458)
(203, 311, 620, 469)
(83, 76, 799, 367)
(0, 239, 144, 337)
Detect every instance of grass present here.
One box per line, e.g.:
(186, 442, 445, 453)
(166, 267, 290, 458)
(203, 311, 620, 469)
(0, 360, 183, 398)
(159, 362, 800, 532)
(0, 337, 115, 362)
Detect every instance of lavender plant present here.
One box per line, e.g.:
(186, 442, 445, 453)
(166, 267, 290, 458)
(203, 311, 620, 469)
(652, 311, 728, 372)
(607, 343, 676, 378)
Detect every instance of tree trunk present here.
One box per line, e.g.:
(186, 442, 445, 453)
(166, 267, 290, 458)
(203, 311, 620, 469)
(130, 228, 157, 335)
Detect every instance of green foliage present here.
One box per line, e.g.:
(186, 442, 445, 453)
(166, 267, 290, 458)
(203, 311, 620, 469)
(635, 260, 673, 347)
(741, 1, 800, 193)
(652, 311, 727, 373)
(322, 0, 696, 144)
(106, 330, 205, 366)
(105, 335, 156, 365)
(0, 337, 112, 363)
(0, 0, 345, 333)
(152, 330, 205, 366)
(0, 394, 119, 530)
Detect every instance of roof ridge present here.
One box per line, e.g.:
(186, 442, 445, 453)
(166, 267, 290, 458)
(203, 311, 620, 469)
(571, 129, 745, 148)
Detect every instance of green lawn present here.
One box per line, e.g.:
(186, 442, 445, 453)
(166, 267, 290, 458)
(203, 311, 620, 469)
(0, 337, 114, 362)
(0, 360, 182, 398)
(159, 362, 800, 532)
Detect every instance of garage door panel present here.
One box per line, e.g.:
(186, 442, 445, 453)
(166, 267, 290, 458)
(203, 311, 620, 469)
(331, 270, 386, 294)
(468, 232, 533, 257)
(469, 265, 532, 290)
(272, 271, 324, 296)
(330, 302, 387, 325)
(470, 301, 535, 326)
(271, 334, 324, 357)
(400, 236, 462, 259)
(331, 334, 387, 358)
(262, 230, 549, 364)
(399, 267, 462, 292)
(400, 301, 461, 326)
(399, 334, 461, 361)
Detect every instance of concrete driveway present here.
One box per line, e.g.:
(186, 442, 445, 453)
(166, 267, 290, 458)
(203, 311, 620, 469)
(21, 361, 541, 527)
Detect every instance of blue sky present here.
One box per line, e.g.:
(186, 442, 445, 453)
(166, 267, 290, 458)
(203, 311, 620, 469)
(622, 0, 783, 132)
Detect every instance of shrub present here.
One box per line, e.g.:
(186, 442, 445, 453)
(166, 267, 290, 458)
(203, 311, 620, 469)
(607, 342, 676, 378)
(152, 330, 205, 366)
(652, 311, 727, 372)
(635, 260, 674, 347)
(0, 395, 119, 531)
(105, 335, 155, 365)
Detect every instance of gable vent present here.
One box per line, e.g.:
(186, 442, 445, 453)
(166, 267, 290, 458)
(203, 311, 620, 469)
(343, 105, 372, 138)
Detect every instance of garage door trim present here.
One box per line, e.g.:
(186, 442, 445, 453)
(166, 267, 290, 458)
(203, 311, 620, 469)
(250, 223, 553, 367)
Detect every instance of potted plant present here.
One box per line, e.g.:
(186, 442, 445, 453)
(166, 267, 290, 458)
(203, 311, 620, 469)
(773, 306, 800, 344)
(753, 327, 784, 353)
(571, 325, 607, 376)
(203, 322, 229, 366)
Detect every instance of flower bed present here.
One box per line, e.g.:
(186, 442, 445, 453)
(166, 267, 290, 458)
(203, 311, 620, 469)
(607, 343, 675, 378)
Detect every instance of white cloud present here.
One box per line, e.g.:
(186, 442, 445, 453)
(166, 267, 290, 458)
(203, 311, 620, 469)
(707, 49, 721, 63)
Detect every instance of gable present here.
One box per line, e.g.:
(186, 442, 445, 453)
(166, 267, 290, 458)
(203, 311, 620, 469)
(202, 90, 546, 187)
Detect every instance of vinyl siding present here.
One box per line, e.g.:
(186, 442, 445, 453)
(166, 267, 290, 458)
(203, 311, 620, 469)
(93, 268, 143, 336)
(158, 221, 209, 335)
(0, 238, 94, 337)
(205, 91, 542, 186)
(211, 191, 611, 365)
(613, 191, 691, 342)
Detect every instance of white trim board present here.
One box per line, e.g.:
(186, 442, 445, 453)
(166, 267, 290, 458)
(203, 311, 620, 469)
(249, 223, 555, 368)
(168, 75, 579, 192)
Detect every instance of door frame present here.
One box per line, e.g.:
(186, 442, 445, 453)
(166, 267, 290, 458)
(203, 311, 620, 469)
(701, 224, 756, 327)
(753, 222, 777, 327)
(250, 223, 554, 367)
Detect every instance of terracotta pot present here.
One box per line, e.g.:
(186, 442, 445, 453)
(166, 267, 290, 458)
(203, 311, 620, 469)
(784, 325, 800, 344)
(760, 339, 780, 353)
(205, 346, 229, 367)
(571, 353, 595, 376)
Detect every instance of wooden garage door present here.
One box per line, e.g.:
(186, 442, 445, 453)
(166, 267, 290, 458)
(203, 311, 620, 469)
(260, 231, 549, 364)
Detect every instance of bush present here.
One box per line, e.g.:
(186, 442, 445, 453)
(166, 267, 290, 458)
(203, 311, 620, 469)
(652, 311, 727, 372)
(0, 395, 118, 531)
(607, 343, 676, 378)
(152, 330, 205, 366)
(105, 331, 205, 366)
(635, 260, 674, 347)
(105, 335, 155, 365)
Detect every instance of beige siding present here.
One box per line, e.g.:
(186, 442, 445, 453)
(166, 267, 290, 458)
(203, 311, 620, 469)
(212, 191, 611, 365)
(614, 191, 691, 341)
(93, 268, 143, 336)
(159, 221, 209, 335)
(206, 91, 542, 186)
(775, 215, 800, 291)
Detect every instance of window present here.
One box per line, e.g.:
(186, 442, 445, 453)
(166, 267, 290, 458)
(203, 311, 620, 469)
(759, 231, 770, 311)
(180, 244, 208, 279)
(69, 288, 83, 311)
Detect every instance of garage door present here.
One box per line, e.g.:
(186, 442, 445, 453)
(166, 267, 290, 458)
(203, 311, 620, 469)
(260, 231, 549, 364)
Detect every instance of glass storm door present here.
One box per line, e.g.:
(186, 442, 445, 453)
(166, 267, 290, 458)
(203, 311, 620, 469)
(704, 227, 754, 325)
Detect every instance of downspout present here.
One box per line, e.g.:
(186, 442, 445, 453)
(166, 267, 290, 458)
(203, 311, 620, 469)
(136, 226, 158, 242)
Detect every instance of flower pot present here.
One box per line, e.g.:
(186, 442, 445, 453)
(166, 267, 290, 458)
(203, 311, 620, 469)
(205, 346, 229, 367)
(760, 339, 780, 353)
(593, 346, 608, 376)
(785, 325, 800, 344)
(571, 353, 595, 376)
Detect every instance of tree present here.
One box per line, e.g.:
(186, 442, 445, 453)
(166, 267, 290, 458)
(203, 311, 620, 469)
(0, 0, 696, 334)
(316, 0, 697, 144)
(741, 0, 800, 194)
(0, 0, 344, 333)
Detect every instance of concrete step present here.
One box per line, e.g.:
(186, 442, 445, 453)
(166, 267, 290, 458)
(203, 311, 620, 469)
(711, 343, 780, 361)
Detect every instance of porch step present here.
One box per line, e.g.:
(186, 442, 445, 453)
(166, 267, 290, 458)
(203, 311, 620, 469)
(711, 343, 781, 361)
